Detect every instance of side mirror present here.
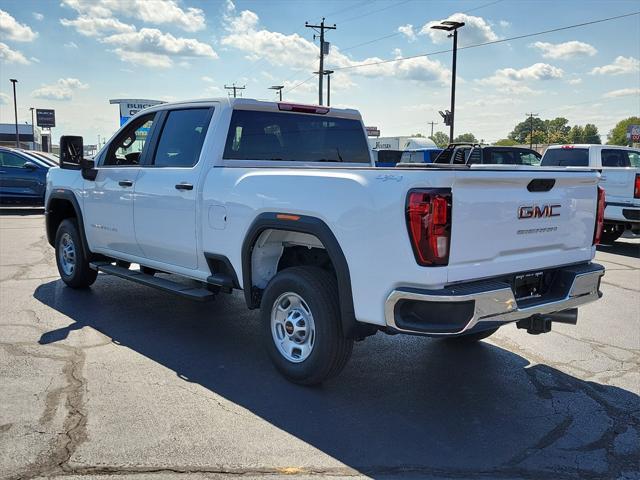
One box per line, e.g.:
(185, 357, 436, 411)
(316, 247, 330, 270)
(80, 158, 97, 181)
(23, 161, 38, 171)
(59, 135, 83, 169)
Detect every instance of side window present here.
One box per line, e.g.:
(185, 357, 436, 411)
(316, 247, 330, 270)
(153, 108, 212, 167)
(0, 152, 27, 168)
(519, 152, 541, 165)
(104, 113, 156, 166)
(601, 149, 630, 167)
(628, 151, 640, 167)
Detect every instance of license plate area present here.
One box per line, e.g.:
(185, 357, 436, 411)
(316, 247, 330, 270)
(513, 271, 544, 301)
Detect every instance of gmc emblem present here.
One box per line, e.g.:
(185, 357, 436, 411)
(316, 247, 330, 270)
(518, 204, 561, 219)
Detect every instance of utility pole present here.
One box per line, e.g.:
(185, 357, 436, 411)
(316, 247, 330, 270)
(224, 83, 245, 98)
(314, 70, 335, 106)
(10, 79, 19, 148)
(431, 21, 464, 143)
(427, 121, 438, 138)
(306, 18, 336, 105)
(29, 107, 36, 150)
(269, 85, 284, 101)
(526, 112, 539, 150)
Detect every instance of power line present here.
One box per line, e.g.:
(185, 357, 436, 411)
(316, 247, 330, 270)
(339, 0, 413, 24)
(328, 10, 640, 71)
(224, 83, 246, 98)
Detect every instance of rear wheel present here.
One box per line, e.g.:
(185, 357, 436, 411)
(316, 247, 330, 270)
(600, 224, 624, 244)
(444, 327, 499, 344)
(260, 266, 353, 385)
(55, 219, 97, 289)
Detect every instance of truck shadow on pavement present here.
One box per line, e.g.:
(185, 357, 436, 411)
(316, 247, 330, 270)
(34, 277, 639, 479)
(597, 241, 640, 259)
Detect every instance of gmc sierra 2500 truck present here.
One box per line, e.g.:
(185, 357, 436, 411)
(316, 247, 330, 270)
(46, 98, 605, 385)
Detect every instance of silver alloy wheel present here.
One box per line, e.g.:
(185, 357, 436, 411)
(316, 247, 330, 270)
(271, 292, 316, 363)
(58, 232, 76, 277)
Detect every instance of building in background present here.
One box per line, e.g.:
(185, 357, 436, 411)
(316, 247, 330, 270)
(109, 99, 164, 127)
(0, 124, 42, 150)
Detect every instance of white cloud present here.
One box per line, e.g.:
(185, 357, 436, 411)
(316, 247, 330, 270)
(64, 41, 79, 48)
(0, 92, 9, 104)
(60, 15, 135, 37)
(419, 13, 498, 47)
(221, 2, 450, 85)
(603, 88, 640, 98)
(102, 28, 217, 68)
(476, 63, 563, 95)
(398, 24, 416, 42)
(0, 42, 30, 64)
(31, 78, 89, 101)
(30, 56, 40, 63)
(567, 78, 582, 85)
(0, 9, 38, 42)
(590, 56, 640, 75)
(499, 20, 510, 28)
(531, 41, 597, 60)
(61, 0, 205, 32)
(32, 12, 44, 21)
(201, 76, 214, 83)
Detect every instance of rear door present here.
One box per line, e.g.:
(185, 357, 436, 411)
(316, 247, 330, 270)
(133, 106, 214, 269)
(447, 167, 599, 282)
(599, 148, 639, 199)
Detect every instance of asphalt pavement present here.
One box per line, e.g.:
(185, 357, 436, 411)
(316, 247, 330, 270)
(0, 209, 638, 480)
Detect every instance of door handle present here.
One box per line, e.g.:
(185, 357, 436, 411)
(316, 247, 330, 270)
(118, 180, 134, 187)
(175, 183, 193, 191)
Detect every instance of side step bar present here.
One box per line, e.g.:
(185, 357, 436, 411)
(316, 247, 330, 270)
(90, 262, 216, 301)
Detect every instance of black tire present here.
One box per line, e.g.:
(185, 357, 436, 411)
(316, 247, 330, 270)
(444, 327, 499, 344)
(55, 218, 97, 289)
(260, 266, 353, 385)
(600, 225, 624, 245)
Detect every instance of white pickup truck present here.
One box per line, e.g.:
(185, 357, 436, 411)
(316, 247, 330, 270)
(542, 144, 640, 243)
(46, 98, 605, 385)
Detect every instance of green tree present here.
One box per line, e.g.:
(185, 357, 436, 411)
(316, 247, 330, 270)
(607, 117, 640, 145)
(568, 125, 585, 143)
(509, 116, 547, 143)
(411, 133, 425, 138)
(494, 138, 518, 146)
(453, 132, 478, 143)
(545, 117, 570, 144)
(429, 131, 450, 148)
(583, 124, 601, 144)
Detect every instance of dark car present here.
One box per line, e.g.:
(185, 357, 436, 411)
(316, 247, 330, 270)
(434, 143, 541, 165)
(0, 147, 51, 205)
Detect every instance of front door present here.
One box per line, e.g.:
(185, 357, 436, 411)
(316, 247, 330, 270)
(83, 113, 157, 257)
(0, 150, 45, 202)
(133, 107, 214, 269)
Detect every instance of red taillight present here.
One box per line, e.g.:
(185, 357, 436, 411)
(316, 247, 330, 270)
(406, 189, 451, 266)
(593, 186, 605, 245)
(278, 103, 329, 114)
(561, 145, 575, 149)
(634, 174, 640, 199)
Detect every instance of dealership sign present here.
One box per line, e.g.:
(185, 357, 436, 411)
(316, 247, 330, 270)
(109, 98, 165, 126)
(627, 124, 640, 143)
(366, 126, 380, 137)
(36, 109, 55, 128)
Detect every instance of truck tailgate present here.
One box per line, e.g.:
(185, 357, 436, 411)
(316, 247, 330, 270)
(447, 168, 598, 283)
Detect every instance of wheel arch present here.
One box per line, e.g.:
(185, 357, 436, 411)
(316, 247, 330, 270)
(46, 189, 90, 254)
(241, 213, 359, 338)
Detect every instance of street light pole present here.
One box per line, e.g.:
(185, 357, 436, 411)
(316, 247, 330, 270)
(10, 79, 19, 148)
(269, 85, 284, 101)
(431, 21, 465, 143)
(29, 107, 35, 150)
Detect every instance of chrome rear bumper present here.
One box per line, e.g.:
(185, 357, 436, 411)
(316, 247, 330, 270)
(385, 263, 604, 336)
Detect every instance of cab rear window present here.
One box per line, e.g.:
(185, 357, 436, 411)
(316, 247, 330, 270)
(223, 110, 370, 163)
(541, 148, 589, 167)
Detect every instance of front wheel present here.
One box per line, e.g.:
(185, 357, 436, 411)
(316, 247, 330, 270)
(55, 218, 97, 289)
(261, 266, 353, 385)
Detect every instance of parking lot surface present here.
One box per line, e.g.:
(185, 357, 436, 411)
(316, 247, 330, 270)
(0, 209, 638, 480)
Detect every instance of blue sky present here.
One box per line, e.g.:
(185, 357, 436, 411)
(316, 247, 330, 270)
(1, 0, 639, 144)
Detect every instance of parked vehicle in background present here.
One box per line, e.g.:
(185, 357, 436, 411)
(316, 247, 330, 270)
(0, 146, 51, 205)
(45, 98, 605, 385)
(370, 136, 440, 167)
(20, 149, 59, 167)
(542, 145, 640, 243)
(433, 144, 542, 165)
